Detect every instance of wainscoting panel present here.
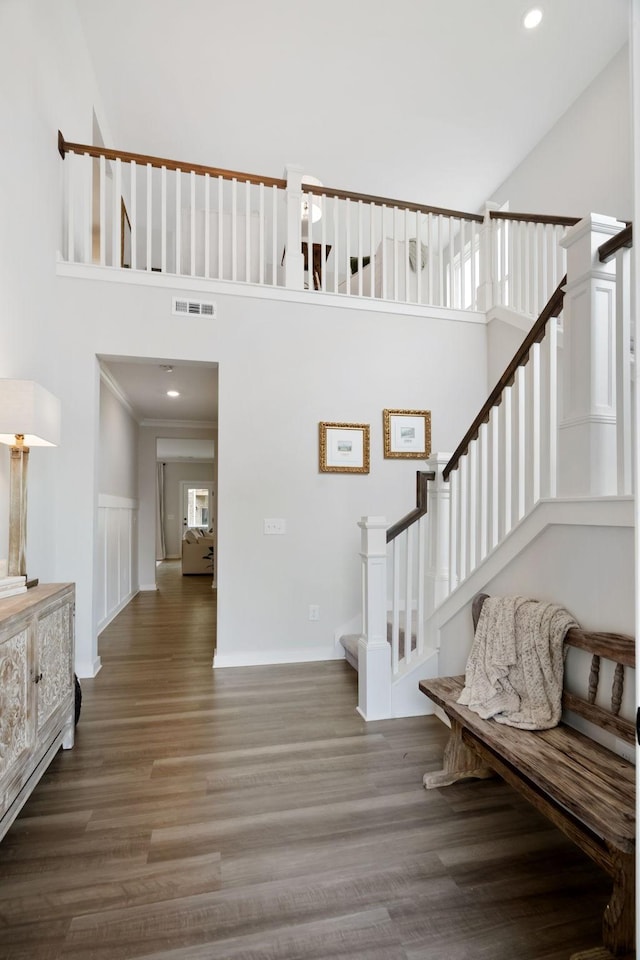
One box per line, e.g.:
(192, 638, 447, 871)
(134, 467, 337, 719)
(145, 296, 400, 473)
(97, 494, 139, 633)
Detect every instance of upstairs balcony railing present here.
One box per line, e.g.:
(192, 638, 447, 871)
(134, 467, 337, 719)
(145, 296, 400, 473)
(58, 132, 576, 317)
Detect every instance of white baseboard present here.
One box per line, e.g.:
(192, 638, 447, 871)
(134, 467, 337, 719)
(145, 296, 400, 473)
(213, 647, 345, 668)
(96, 588, 139, 633)
(139, 583, 158, 591)
(75, 656, 101, 678)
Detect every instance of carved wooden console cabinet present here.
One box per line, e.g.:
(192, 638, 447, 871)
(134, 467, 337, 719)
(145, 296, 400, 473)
(0, 583, 75, 842)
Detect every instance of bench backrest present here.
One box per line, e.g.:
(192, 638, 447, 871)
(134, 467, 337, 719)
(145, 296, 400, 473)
(472, 593, 636, 746)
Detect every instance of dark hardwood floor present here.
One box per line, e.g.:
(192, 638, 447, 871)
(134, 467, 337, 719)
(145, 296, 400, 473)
(0, 561, 614, 959)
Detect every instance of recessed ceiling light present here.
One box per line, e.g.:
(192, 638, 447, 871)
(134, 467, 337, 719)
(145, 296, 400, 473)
(523, 8, 543, 29)
(167, 390, 180, 398)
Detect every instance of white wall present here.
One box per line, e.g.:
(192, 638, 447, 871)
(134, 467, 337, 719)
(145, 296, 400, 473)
(489, 47, 631, 221)
(55, 274, 488, 672)
(95, 377, 139, 634)
(0, 0, 111, 593)
(99, 377, 138, 498)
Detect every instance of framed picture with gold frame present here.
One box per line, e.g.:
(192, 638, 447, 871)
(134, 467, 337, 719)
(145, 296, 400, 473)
(383, 409, 431, 459)
(319, 422, 370, 474)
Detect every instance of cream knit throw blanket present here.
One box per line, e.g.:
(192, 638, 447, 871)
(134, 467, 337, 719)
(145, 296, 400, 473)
(457, 596, 578, 729)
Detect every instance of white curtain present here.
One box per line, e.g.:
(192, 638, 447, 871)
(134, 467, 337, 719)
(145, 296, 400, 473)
(156, 462, 167, 561)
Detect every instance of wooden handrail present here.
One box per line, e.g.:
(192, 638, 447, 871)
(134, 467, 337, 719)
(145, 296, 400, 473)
(489, 210, 581, 227)
(58, 131, 287, 189)
(386, 471, 435, 543)
(302, 183, 484, 222)
(443, 277, 566, 481)
(58, 131, 482, 223)
(598, 224, 633, 263)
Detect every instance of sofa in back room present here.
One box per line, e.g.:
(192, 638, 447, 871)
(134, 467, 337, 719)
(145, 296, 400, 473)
(181, 528, 214, 575)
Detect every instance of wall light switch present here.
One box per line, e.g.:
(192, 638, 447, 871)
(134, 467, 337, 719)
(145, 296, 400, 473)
(308, 604, 320, 621)
(264, 518, 286, 535)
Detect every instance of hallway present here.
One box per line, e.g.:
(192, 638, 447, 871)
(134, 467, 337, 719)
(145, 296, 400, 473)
(0, 563, 612, 959)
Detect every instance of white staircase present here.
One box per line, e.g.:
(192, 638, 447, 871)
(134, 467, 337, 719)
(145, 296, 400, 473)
(343, 214, 636, 720)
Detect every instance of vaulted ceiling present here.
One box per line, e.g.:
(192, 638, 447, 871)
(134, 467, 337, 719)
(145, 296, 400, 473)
(75, 0, 629, 213)
(83, 0, 629, 425)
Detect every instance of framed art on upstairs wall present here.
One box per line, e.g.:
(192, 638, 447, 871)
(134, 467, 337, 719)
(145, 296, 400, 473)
(383, 409, 431, 459)
(319, 422, 370, 474)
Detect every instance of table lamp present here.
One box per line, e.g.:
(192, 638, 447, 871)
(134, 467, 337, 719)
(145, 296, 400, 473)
(0, 380, 61, 585)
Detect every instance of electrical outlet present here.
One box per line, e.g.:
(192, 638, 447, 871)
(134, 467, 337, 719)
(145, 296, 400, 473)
(264, 518, 286, 535)
(308, 604, 320, 621)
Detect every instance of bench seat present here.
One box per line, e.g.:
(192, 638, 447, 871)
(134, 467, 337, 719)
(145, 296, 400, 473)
(419, 596, 635, 959)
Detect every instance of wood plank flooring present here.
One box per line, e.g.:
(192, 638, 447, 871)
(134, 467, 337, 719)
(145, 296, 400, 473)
(0, 561, 615, 959)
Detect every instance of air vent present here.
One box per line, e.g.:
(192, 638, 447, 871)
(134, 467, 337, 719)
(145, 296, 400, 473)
(172, 297, 216, 318)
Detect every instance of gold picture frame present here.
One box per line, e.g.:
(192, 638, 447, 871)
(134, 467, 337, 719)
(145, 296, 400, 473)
(319, 422, 370, 474)
(383, 409, 431, 459)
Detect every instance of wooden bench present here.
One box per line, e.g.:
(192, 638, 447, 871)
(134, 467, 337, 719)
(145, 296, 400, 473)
(419, 593, 636, 959)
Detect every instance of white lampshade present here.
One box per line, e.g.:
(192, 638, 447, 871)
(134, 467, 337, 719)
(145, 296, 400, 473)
(0, 380, 61, 446)
(301, 175, 323, 224)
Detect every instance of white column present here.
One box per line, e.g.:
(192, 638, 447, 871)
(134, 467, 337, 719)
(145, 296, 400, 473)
(425, 453, 452, 611)
(284, 164, 304, 289)
(357, 516, 391, 721)
(558, 213, 626, 497)
(476, 201, 500, 312)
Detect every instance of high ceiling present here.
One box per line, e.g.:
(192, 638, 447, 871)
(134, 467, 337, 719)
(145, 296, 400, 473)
(75, 0, 629, 214)
(83, 1, 629, 425)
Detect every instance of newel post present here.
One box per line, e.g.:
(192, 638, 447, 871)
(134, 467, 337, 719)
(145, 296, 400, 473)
(284, 164, 304, 289)
(476, 201, 500, 312)
(357, 516, 392, 721)
(425, 453, 453, 611)
(558, 214, 627, 496)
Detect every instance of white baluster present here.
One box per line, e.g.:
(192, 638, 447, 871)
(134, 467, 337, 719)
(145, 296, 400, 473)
(204, 173, 210, 280)
(112, 157, 121, 268)
(460, 218, 466, 310)
(437, 216, 444, 307)
(490, 411, 500, 550)
(381, 204, 388, 300)
(391, 537, 400, 673)
(245, 180, 251, 282)
(231, 178, 237, 281)
(218, 175, 224, 279)
(175, 167, 181, 275)
(130, 160, 137, 271)
(392, 209, 399, 301)
(357, 200, 363, 297)
(530, 341, 541, 505)
(345, 198, 351, 297)
(448, 467, 459, 593)
(99, 154, 106, 266)
(67, 151, 75, 262)
(332, 194, 339, 293)
(146, 163, 153, 272)
(160, 165, 167, 274)
(478, 421, 489, 562)
(516, 365, 526, 520)
(258, 182, 264, 286)
(404, 526, 414, 667)
(81, 152, 91, 264)
(416, 514, 426, 656)
(502, 386, 513, 536)
(458, 456, 468, 582)
(467, 442, 477, 573)
(427, 213, 434, 306)
(404, 208, 410, 302)
(546, 314, 558, 498)
(616, 247, 632, 495)
(190, 171, 196, 277)
(320, 192, 327, 291)
(470, 220, 477, 310)
(369, 203, 376, 298)
(272, 184, 278, 286)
